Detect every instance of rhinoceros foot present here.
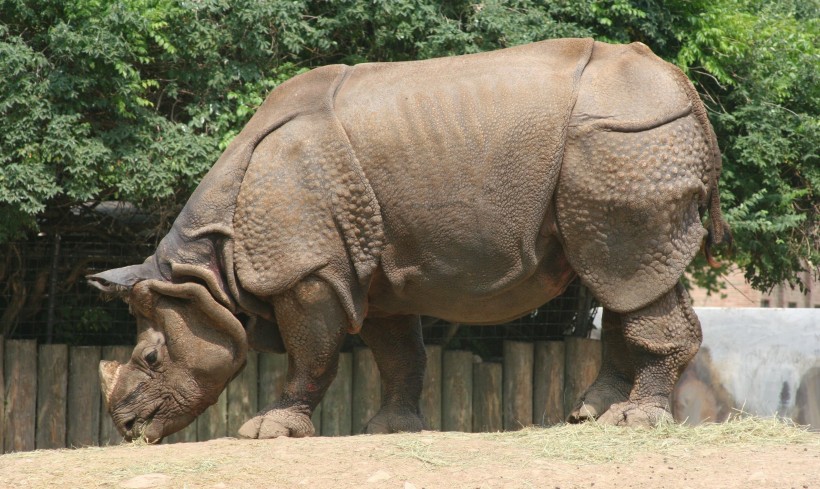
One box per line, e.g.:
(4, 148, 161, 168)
(595, 401, 673, 428)
(238, 407, 315, 439)
(363, 407, 424, 434)
(567, 376, 631, 424)
(567, 403, 601, 424)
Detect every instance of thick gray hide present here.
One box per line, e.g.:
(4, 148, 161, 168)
(92, 38, 730, 440)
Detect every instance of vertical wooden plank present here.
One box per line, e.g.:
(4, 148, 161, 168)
(311, 401, 323, 436)
(227, 351, 259, 437)
(503, 341, 534, 431)
(421, 344, 442, 430)
(36, 344, 68, 449)
(321, 352, 352, 436)
(563, 337, 603, 418)
(352, 347, 381, 434)
(99, 346, 132, 446)
(164, 419, 198, 444)
(4, 339, 37, 452)
(442, 350, 473, 432)
(258, 352, 288, 409)
(473, 362, 502, 432)
(197, 388, 228, 441)
(533, 341, 566, 426)
(0, 336, 4, 454)
(67, 346, 101, 448)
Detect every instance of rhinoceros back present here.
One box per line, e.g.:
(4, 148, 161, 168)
(333, 38, 594, 317)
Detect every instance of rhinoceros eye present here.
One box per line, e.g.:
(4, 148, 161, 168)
(144, 350, 158, 366)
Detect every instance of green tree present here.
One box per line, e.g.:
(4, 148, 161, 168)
(0, 0, 816, 291)
(674, 0, 819, 290)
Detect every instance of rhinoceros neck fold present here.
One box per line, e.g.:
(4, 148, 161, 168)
(228, 64, 387, 327)
(154, 65, 386, 327)
(149, 71, 323, 318)
(325, 65, 385, 281)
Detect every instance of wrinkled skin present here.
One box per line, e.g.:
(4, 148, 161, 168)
(89, 39, 731, 442)
(93, 280, 247, 442)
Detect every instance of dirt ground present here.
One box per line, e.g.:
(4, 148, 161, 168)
(1, 422, 819, 489)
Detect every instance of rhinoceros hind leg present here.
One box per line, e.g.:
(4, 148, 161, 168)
(359, 315, 426, 434)
(594, 283, 701, 427)
(568, 309, 633, 423)
(596, 401, 674, 427)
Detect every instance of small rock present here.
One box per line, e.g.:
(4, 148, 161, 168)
(367, 470, 392, 483)
(120, 473, 171, 488)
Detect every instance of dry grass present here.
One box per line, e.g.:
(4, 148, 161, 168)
(392, 438, 458, 467)
(479, 414, 820, 464)
(1, 416, 817, 489)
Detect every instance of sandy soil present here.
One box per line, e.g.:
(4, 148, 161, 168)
(1, 428, 819, 489)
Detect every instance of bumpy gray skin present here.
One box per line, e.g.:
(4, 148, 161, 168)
(88, 38, 731, 442)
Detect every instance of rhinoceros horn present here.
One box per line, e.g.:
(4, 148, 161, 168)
(99, 360, 121, 407)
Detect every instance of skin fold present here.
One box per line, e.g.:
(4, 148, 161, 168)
(88, 38, 731, 441)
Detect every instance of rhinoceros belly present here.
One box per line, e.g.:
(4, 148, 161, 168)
(366, 226, 577, 324)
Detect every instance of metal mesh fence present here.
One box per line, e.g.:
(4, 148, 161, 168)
(418, 278, 598, 360)
(2, 234, 597, 351)
(1, 235, 153, 345)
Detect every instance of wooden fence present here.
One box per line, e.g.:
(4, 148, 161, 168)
(0, 336, 602, 453)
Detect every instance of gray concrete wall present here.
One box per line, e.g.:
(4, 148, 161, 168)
(595, 307, 820, 429)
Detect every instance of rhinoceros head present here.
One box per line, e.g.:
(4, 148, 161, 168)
(88, 263, 247, 443)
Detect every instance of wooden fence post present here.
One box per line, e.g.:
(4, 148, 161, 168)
(4, 339, 37, 453)
(421, 344, 442, 430)
(67, 346, 101, 447)
(197, 389, 228, 442)
(563, 337, 602, 418)
(36, 344, 68, 449)
(311, 400, 323, 436)
(352, 347, 381, 434)
(473, 362, 502, 432)
(533, 341, 566, 426)
(258, 352, 288, 409)
(321, 352, 352, 436)
(99, 346, 132, 446)
(442, 350, 473, 432)
(164, 418, 198, 444)
(503, 341, 534, 430)
(0, 336, 4, 454)
(227, 351, 258, 437)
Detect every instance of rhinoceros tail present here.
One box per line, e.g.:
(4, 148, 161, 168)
(668, 62, 733, 268)
(704, 187, 733, 268)
(699, 115, 733, 268)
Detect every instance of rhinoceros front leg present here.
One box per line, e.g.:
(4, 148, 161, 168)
(238, 278, 348, 439)
(595, 283, 702, 427)
(568, 309, 633, 423)
(358, 315, 426, 434)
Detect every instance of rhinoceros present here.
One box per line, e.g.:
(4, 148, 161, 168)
(89, 38, 731, 442)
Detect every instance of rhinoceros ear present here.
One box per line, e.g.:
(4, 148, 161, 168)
(87, 262, 163, 294)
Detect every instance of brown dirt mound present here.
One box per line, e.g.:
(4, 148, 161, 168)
(1, 419, 818, 488)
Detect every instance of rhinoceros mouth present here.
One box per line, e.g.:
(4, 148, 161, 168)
(122, 405, 161, 442)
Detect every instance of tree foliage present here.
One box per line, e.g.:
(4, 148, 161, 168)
(0, 0, 816, 289)
(674, 0, 819, 290)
